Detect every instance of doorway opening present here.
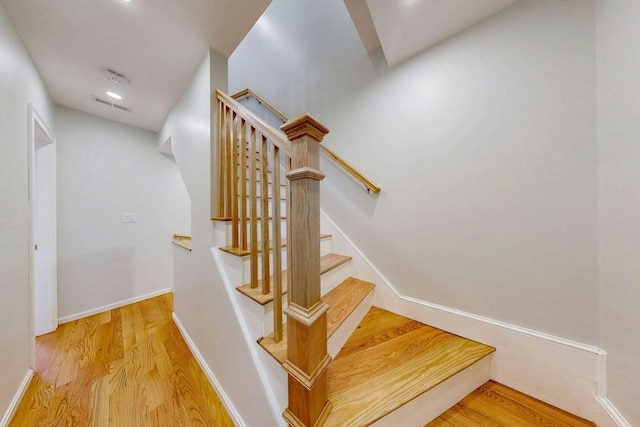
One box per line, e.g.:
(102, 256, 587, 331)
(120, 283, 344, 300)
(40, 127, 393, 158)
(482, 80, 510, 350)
(28, 104, 57, 368)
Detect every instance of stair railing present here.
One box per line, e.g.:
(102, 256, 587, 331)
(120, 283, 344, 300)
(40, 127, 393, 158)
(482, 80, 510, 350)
(216, 89, 332, 426)
(232, 88, 381, 194)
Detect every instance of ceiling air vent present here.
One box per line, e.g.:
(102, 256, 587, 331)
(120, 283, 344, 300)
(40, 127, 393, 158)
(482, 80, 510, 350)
(91, 96, 131, 112)
(104, 68, 130, 85)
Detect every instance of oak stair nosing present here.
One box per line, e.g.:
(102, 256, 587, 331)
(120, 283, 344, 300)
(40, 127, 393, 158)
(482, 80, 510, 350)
(257, 277, 375, 364)
(235, 253, 352, 305)
(220, 234, 331, 257)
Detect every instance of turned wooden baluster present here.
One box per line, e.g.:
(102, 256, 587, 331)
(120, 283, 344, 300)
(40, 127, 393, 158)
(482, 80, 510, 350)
(281, 114, 331, 427)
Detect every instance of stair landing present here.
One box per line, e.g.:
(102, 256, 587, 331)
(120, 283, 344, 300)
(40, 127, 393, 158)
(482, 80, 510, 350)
(325, 306, 495, 426)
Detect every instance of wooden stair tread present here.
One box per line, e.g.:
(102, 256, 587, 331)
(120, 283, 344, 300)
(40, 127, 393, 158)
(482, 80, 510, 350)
(258, 277, 375, 364)
(220, 234, 331, 257)
(324, 307, 495, 426)
(235, 254, 352, 305)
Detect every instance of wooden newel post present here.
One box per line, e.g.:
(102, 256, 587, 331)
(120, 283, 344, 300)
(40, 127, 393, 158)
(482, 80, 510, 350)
(281, 113, 332, 427)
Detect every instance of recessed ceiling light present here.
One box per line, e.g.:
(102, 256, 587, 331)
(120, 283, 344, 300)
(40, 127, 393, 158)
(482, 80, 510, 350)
(107, 91, 122, 100)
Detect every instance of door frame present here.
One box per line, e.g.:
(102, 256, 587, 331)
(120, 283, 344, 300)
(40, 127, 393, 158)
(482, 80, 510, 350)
(27, 103, 57, 368)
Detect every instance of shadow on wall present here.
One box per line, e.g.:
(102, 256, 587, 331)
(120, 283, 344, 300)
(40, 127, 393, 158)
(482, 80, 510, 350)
(58, 247, 136, 317)
(321, 156, 379, 218)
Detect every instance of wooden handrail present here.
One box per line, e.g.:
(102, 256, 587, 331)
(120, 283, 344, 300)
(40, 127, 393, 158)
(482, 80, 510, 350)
(317, 145, 380, 193)
(217, 90, 291, 156)
(231, 88, 381, 194)
(231, 88, 288, 123)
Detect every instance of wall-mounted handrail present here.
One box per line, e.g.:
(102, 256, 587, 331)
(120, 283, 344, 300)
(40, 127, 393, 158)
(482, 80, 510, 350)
(231, 88, 381, 194)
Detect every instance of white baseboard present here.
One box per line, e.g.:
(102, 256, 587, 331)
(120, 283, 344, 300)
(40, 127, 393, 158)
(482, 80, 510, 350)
(0, 369, 34, 427)
(212, 247, 287, 426)
(172, 312, 246, 427)
(58, 288, 172, 324)
(320, 210, 605, 422)
(595, 396, 632, 427)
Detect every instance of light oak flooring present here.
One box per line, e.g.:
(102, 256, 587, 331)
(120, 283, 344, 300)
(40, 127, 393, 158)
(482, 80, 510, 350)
(428, 380, 595, 426)
(9, 294, 233, 427)
(324, 306, 495, 426)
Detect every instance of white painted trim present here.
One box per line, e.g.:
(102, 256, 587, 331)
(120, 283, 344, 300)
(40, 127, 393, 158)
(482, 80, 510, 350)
(172, 312, 246, 427)
(211, 247, 286, 426)
(399, 293, 603, 354)
(596, 396, 632, 427)
(320, 210, 605, 421)
(0, 369, 34, 427)
(321, 210, 602, 355)
(58, 287, 172, 324)
(27, 103, 57, 368)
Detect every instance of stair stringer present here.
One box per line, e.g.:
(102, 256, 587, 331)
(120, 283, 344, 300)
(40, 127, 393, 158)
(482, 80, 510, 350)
(211, 247, 288, 427)
(211, 232, 372, 426)
(319, 210, 606, 423)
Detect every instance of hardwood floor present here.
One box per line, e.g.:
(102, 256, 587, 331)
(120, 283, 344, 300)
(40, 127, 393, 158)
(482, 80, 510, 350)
(428, 380, 595, 427)
(9, 294, 234, 426)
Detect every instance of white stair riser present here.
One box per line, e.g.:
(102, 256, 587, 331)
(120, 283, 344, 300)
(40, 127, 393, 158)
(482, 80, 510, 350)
(236, 238, 332, 280)
(327, 290, 374, 358)
(217, 238, 332, 288)
(257, 259, 354, 338)
(372, 355, 493, 427)
(212, 218, 288, 247)
(238, 199, 287, 217)
(262, 298, 289, 337)
(320, 260, 353, 296)
(240, 182, 287, 199)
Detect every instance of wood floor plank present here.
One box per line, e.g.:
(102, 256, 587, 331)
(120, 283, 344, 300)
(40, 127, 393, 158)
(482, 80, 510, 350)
(324, 307, 495, 426)
(428, 381, 595, 426)
(8, 293, 234, 427)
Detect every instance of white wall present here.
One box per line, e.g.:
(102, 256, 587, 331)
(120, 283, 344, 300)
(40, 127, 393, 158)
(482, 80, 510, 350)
(230, 0, 599, 344)
(56, 106, 189, 318)
(596, 0, 640, 425)
(0, 1, 55, 418)
(159, 50, 277, 427)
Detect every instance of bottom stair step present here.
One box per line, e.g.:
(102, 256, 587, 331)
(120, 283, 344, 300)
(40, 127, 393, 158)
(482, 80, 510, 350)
(428, 380, 595, 427)
(324, 306, 495, 426)
(258, 277, 375, 363)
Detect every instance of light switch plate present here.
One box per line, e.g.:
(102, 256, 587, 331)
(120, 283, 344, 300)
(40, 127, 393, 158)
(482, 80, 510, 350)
(122, 212, 136, 223)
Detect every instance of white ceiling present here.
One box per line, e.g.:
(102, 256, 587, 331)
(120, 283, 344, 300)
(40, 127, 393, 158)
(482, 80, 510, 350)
(349, 0, 518, 67)
(3, 0, 270, 131)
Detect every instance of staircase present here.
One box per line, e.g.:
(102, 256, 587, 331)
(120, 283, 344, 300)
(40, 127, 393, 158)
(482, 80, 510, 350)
(212, 90, 495, 426)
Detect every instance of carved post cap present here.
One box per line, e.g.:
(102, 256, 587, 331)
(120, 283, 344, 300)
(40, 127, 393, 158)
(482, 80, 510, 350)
(281, 113, 330, 142)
